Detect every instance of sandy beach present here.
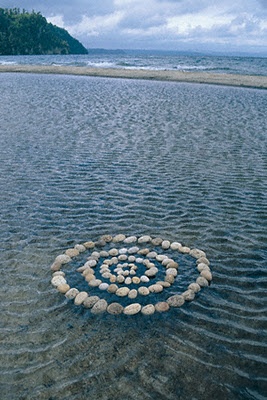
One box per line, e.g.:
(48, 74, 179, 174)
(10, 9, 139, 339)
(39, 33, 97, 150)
(0, 64, 266, 89)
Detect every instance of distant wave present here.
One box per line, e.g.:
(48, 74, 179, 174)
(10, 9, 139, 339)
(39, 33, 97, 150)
(0, 61, 17, 65)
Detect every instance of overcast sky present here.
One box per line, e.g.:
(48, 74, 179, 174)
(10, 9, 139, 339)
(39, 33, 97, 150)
(2, 0, 267, 54)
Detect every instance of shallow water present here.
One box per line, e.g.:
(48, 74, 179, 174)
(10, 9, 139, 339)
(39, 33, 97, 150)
(0, 73, 266, 399)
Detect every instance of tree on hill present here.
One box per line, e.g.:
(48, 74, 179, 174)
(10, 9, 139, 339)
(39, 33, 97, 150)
(0, 8, 88, 55)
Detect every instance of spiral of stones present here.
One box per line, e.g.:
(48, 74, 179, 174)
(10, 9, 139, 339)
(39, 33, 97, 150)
(50, 234, 212, 315)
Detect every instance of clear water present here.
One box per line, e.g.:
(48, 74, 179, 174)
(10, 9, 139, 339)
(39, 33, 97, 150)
(0, 73, 266, 399)
(0, 50, 267, 76)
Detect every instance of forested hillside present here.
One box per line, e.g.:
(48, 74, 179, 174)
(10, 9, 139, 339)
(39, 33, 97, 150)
(0, 8, 88, 55)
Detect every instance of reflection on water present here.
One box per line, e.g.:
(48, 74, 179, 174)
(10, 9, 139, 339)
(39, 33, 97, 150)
(0, 73, 266, 399)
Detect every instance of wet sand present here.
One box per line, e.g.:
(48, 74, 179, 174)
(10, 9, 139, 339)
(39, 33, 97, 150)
(0, 64, 267, 89)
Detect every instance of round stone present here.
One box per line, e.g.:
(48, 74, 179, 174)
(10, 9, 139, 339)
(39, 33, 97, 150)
(138, 235, 152, 243)
(123, 303, 142, 315)
(88, 279, 102, 287)
(82, 267, 95, 276)
(83, 295, 100, 308)
(146, 251, 157, 258)
(109, 248, 119, 256)
(118, 254, 128, 261)
(141, 304, 155, 315)
(189, 248, 206, 259)
(113, 234, 126, 242)
(51, 276, 67, 287)
(124, 236, 137, 243)
(125, 277, 132, 285)
(151, 237, 163, 246)
(140, 275, 150, 283)
(148, 284, 163, 293)
(179, 246, 190, 253)
(170, 242, 182, 250)
(52, 271, 65, 277)
(91, 251, 100, 259)
(83, 241, 95, 249)
(122, 270, 130, 277)
(50, 261, 62, 271)
(65, 288, 79, 299)
(85, 259, 97, 268)
(138, 248, 150, 255)
(188, 283, 201, 293)
(57, 284, 70, 293)
(128, 246, 139, 254)
(91, 299, 108, 314)
(156, 280, 171, 288)
(145, 267, 158, 277)
(132, 277, 140, 284)
(55, 254, 71, 265)
(165, 275, 175, 284)
(197, 257, 210, 266)
(128, 289, 138, 299)
(75, 244, 86, 253)
(161, 240, 170, 250)
(65, 248, 80, 257)
(102, 272, 111, 279)
(166, 268, 178, 277)
(74, 291, 88, 305)
(136, 257, 144, 264)
(85, 273, 95, 282)
(138, 286, 150, 296)
(118, 248, 128, 254)
(196, 276, 209, 287)
(182, 289, 195, 301)
(116, 287, 130, 297)
(107, 284, 119, 293)
(99, 250, 109, 257)
(95, 239, 106, 247)
(109, 275, 117, 283)
(197, 263, 210, 272)
(166, 261, 179, 269)
(155, 302, 170, 312)
(107, 302, 124, 315)
(101, 235, 113, 242)
(116, 275, 125, 284)
(128, 255, 136, 262)
(156, 254, 168, 262)
(99, 283, 109, 291)
(201, 269, 212, 281)
(167, 295, 185, 307)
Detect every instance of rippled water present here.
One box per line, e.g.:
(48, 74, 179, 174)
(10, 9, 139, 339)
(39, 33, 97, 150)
(0, 73, 266, 399)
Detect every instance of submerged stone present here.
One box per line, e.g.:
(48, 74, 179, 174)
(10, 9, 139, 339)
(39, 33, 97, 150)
(123, 303, 142, 315)
(141, 304, 155, 315)
(107, 302, 124, 315)
(91, 299, 108, 314)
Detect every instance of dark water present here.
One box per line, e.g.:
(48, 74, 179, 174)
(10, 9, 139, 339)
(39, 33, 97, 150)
(1, 51, 267, 76)
(0, 73, 266, 399)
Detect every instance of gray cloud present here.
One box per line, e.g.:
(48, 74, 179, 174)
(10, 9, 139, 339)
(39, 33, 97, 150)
(1, 0, 267, 53)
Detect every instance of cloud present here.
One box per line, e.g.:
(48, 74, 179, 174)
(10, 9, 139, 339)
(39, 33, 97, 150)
(1, 0, 267, 52)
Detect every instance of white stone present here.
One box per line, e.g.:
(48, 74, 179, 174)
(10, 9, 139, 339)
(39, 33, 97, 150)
(197, 263, 210, 272)
(128, 255, 136, 262)
(124, 236, 137, 243)
(138, 286, 150, 296)
(118, 248, 128, 254)
(116, 287, 130, 297)
(156, 254, 168, 262)
(128, 246, 139, 254)
(188, 283, 201, 293)
(170, 242, 182, 250)
(161, 240, 171, 250)
(182, 289, 195, 301)
(83, 296, 100, 308)
(74, 291, 88, 305)
(138, 235, 152, 243)
(146, 251, 157, 258)
(65, 288, 79, 299)
(99, 283, 109, 290)
(55, 254, 71, 264)
(85, 259, 97, 268)
(125, 277, 132, 285)
(136, 257, 144, 264)
(52, 271, 65, 277)
(51, 276, 67, 287)
(123, 303, 141, 315)
(91, 299, 108, 314)
(167, 295, 185, 307)
(99, 250, 109, 257)
(118, 254, 128, 261)
(201, 269, 212, 281)
(88, 279, 102, 287)
(145, 267, 158, 277)
(148, 284, 163, 293)
(74, 244, 86, 253)
(189, 248, 206, 259)
(141, 304, 155, 315)
(196, 276, 209, 287)
(109, 248, 119, 256)
(140, 275, 150, 283)
(166, 268, 178, 277)
(128, 289, 138, 299)
(113, 234, 126, 242)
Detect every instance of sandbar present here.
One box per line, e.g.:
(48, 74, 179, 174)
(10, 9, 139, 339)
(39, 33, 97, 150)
(0, 64, 266, 89)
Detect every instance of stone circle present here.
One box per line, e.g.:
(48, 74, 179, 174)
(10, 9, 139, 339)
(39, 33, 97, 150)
(50, 234, 212, 315)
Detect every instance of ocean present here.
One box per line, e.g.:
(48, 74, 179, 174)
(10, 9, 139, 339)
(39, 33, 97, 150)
(0, 53, 266, 399)
(0, 49, 267, 76)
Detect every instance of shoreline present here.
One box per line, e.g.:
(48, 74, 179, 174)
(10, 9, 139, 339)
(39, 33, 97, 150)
(0, 64, 267, 89)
